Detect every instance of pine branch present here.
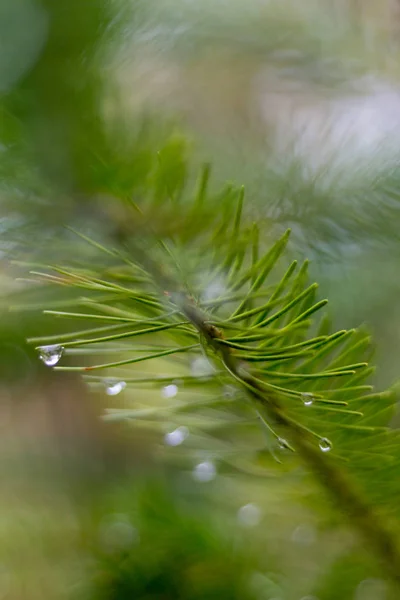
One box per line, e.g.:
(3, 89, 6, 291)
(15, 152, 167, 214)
(23, 162, 400, 586)
(179, 295, 400, 585)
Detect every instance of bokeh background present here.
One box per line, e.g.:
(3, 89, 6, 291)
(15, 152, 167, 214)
(1, 1, 400, 598)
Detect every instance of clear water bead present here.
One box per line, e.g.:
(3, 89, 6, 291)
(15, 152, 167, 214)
(278, 437, 290, 450)
(164, 426, 189, 446)
(223, 385, 237, 399)
(237, 363, 249, 379)
(291, 523, 317, 546)
(202, 279, 226, 303)
(190, 356, 214, 378)
(162, 384, 178, 399)
(105, 379, 126, 396)
(98, 513, 138, 554)
(237, 503, 261, 527)
(192, 460, 216, 482)
(301, 392, 314, 407)
(38, 344, 64, 367)
(319, 437, 332, 453)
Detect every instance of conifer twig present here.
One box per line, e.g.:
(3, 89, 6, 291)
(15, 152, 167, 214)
(179, 295, 400, 585)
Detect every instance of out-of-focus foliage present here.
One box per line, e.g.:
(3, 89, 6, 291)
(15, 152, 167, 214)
(90, 485, 261, 600)
(0, 0, 48, 94)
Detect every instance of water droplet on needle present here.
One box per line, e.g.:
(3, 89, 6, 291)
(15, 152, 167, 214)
(164, 426, 189, 446)
(301, 392, 314, 406)
(191, 356, 214, 378)
(319, 437, 332, 452)
(105, 379, 126, 396)
(192, 460, 216, 482)
(237, 503, 261, 527)
(162, 384, 178, 399)
(38, 344, 64, 366)
(278, 437, 290, 450)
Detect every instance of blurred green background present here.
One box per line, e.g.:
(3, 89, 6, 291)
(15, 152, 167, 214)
(1, 0, 400, 598)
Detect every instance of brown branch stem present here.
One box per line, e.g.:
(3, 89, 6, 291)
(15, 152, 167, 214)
(181, 297, 400, 586)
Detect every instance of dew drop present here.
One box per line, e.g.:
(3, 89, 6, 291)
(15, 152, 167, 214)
(237, 503, 261, 527)
(161, 383, 178, 399)
(278, 437, 290, 450)
(190, 356, 214, 378)
(223, 385, 237, 399)
(291, 523, 316, 546)
(38, 344, 64, 367)
(105, 379, 126, 396)
(98, 513, 138, 553)
(192, 460, 216, 482)
(237, 363, 249, 379)
(164, 426, 189, 446)
(201, 279, 226, 303)
(301, 392, 314, 406)
(319, 437, 332, 453)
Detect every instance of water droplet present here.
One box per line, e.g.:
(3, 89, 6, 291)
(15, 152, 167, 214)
(202, 279, 226, 303)
(161, 383, 178, 399)
(301, 392, 314, 406)
(192, 460, 216, 482)
(237, 363, 249, 379)
(191, 356, 214, 378)
(105, 379, 126, 396)
(223, 385, 237, 399)
(291, 524, 316, 546)
(237, 503, 261, 527)
(98, 513, 138, 553)
(278, 437, 290, 450)
(38, 344, 64, 366)
(164, 426, 189, 446)
(319, 437, 332, 453)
